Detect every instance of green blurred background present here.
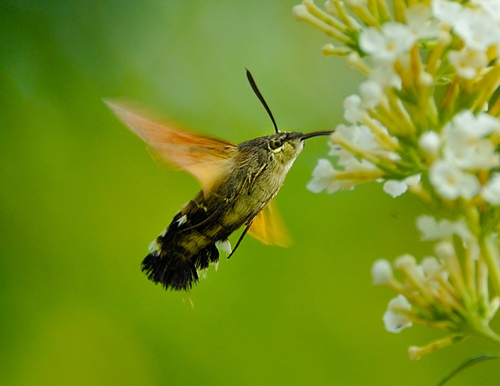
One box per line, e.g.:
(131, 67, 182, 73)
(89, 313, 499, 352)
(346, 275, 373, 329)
(2, 1, 500, 385)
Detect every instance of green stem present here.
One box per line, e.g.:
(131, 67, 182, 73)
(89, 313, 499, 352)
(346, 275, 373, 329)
(474, 322, 500, 345)
(479, 235, 500, 297)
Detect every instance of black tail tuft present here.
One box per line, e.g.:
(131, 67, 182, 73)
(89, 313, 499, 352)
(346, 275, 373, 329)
(141, 243, 221, 291)
(192, 243, 219, 270)
(141, 251, 198, 291)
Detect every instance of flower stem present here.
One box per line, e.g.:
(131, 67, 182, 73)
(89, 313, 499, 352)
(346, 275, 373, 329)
(474, 322, 500, 345)
(479, 235, 500, 297)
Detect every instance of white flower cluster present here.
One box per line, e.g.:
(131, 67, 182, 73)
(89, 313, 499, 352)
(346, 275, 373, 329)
(435, 0, 500, 79)
(295, 0, 500, 359)
(372, 215, 500, 359)
(426, 111, 500, 201)
(296, 0, 500, 203)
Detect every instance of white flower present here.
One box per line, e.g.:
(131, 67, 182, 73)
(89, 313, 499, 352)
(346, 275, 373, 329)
(406, 174, 421, 185)
(292, 4, 310, 21)
(455, 139, 499, 170)
(434, 240, 455, 260)
(330, 124, 400, 165)
(383, 180, 408, 198)
(453, 9, 500, 52)
(419, 71, 433, 86)
(437, 30, 452, 46)
(474, 113, 500, 136)
(307, 157, 363, 194)
(433, 1, 500, 51)
(383, 295, 413, 333)
(448, 48, 488, 79)
(419, 131, 441, 155)
(433, 0, 500, 53)
(429, 160, 480, 200)
(472, 0, 500, 22)
(329, 124, 379, 165)
(329, 125, 355, 159)
(417, 215, 451, 240)
(405, 4, 440, 40)
(372, 259, 393, 285)
(416, 215, 473, 241)
(383, 174, 421, 198)
(393, 254, 427, 283)
(307, 159, 339, 193)
(449, 110, 500, 138)
(329, 124, 361, 152)
(343, 95, 364, 123)
(442, 111, 500, 170)
(451, 220, 474, 242)
(344, 157, 377, 172)
(355, 125, 380, 151)
(481, 174, 500, 205)
(421, 257, 442, 276)
(432, 0, 463, 26)
(328, 142, 352, 165)
(444, 110, 500, 151)
(394, 254, 418, 270)
(369, 67, 402, 89)
(444, 133, 499, 170)
(359, 80, 383, 109)
(329, 125, 356, 165)
(359, 22, 416, 64)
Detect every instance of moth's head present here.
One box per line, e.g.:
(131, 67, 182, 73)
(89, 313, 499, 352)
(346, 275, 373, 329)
(245, 68, 333, 165)
(266, 132, 304, 165)
(266, 130, 334, 165)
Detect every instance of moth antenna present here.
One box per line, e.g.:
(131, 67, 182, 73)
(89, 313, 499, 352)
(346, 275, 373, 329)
(246, 69, 279, 134)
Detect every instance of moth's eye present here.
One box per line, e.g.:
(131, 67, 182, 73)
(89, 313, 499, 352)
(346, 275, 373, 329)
(269, 138, 283, 150)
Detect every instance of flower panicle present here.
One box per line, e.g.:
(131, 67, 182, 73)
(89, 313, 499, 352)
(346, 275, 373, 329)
(371, 215, 500, 359)
(297, 0, 500, 204)
(295, 0, 500, 359)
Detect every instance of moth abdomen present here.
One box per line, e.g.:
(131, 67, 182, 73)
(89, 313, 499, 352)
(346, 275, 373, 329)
(141, 249, 198, 291)
(141, 204, 224, 290)
(142, 238, 221, 291)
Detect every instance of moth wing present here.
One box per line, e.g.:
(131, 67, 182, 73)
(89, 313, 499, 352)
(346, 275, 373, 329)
(248, 199, 292, 247)
(105, 100, 237, 189)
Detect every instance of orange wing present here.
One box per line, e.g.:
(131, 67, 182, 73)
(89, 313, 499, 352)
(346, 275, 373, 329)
(248, 199, 292, 247)
(105, 100, 237, 190)
(107, 100, 291, 247)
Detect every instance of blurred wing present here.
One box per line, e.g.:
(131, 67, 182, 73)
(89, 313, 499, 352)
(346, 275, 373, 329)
(248, 199, 292, 247)
(105, 100, 237, 189)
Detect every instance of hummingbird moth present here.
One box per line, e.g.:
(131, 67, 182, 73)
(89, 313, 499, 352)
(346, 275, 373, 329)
(106, 70, 333, 291)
